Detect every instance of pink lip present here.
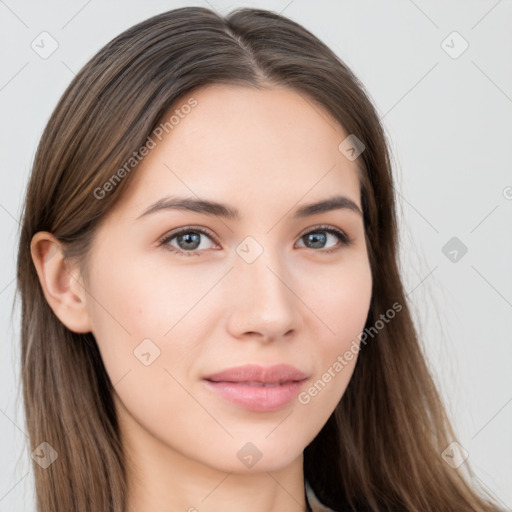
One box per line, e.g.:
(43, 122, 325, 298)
(203, 364, 308, 412)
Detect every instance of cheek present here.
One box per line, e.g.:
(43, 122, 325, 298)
(86, 249, 219, 391)
(299, 256, 372, 403)
(93, 255, 216, 336)
(87, 248, 185, 337)
(305, 254, 372, 347)
(85, 255, 200, 433)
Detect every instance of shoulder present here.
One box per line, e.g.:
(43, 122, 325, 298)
(305, 480, 339, 512)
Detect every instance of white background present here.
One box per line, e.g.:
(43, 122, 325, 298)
(1, 0, 511, 509)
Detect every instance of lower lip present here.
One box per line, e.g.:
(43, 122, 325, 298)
(203, 380, 306, 412)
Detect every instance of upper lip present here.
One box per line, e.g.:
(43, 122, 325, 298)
(204, 364, 308, 384)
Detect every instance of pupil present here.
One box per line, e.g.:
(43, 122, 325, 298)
(179, 232, 200, 250)
(307, 232, 326, 248)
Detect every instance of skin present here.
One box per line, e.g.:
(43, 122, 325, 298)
(31, 84, 373, 512)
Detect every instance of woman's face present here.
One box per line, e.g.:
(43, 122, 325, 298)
(82, 84, 372, 473)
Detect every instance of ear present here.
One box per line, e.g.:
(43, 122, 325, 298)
(30, 231, 92, 333)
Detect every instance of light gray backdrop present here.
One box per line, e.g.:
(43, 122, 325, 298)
(1, 0, 511, 509)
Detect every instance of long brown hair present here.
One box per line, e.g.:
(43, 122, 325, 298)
(16, 6, 501, 511)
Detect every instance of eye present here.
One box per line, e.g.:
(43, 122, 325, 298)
(158, 224, 351, 257)
(296, 225, 351, 253)
(158, 227, 219, 257)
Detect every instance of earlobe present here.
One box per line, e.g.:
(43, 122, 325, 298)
(30, 231, 92, 334)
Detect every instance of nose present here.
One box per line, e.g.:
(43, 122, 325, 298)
(225, 245, 302, 343)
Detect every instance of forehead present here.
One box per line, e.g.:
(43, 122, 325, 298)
(115, 84, 362, 218)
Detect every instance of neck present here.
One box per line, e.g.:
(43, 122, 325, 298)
(124, 446, 308, 512)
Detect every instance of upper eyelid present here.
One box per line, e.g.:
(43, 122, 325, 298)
(297, 224, 347, 237)
(159, 225, 220, 244)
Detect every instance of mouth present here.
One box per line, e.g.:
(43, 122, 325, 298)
(202, 364, 309, 412)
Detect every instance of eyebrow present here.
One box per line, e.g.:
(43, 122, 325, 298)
(136, 194, 362, 221)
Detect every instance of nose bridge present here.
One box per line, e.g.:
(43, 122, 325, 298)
(226, 234, 300, 339)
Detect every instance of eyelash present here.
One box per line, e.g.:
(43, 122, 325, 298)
(158, 224, 352, 257)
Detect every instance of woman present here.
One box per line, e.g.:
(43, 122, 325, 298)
(16, 6, 501, 512)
